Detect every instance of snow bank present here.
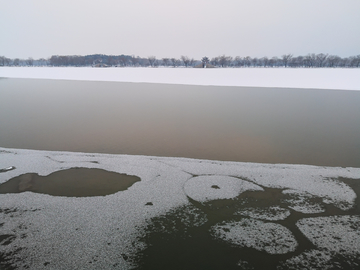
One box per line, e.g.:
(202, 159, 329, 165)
(1, 67, 360, 90)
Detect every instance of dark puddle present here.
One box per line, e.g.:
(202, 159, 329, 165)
(132, 177, 360, 270)
(0, 168, 140, 197)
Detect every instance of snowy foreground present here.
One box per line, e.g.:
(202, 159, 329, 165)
(1, 147, 360, 269)
(1, 67, 360, 90)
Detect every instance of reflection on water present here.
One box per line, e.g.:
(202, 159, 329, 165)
(0, 78, 359, 167)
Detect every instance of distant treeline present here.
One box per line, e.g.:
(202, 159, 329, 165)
(1, 53, 360, 68)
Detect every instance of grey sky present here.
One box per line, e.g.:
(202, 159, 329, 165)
(1, 0, 359, 59)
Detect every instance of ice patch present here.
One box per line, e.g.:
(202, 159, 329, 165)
(183, 175, 263, 203)
(159, 158, 358, 210)
(211, 219, 298, 254)
(282, 189, 326, 214)
(278, 249, 335, 270)
(235, 206, 290, 220)
(237, 259, 254, 269)
(297, 215, 360, 256)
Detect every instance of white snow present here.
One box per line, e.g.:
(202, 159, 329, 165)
(278, 249, 335, 270)
(211, 219, 298, 254)
(297, 215, 360, 256)
(282, 189, 326, 214)
(183, 175, 263, 203)
(1, 147, 360, 268)
(235, 206, 291, 221)
(1, 67, 360, 90)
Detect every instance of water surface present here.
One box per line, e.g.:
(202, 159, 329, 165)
(1, 78, 359, 167)
(0, 168, 140, 197)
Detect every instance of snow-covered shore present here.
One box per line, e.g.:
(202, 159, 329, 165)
(1, 67, 360, 90)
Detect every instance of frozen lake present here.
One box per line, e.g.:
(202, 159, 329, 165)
(1, 78, 360, 167)
(1, 68, 360, 269)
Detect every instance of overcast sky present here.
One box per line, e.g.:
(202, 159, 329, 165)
(1, 0, 359, 59)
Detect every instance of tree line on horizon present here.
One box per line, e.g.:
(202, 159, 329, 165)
(1, 53, 360, 68)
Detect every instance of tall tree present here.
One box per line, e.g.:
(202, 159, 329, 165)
(281, 54, 293, 67)
(170, 58, 179, 67)
(181, 55, 190, 67)
(162, 58, 170, 67)
(148, 56, 156, 67)
(316, 53, 328, 67)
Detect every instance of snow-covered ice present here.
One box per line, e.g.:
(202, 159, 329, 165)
(282, 189, 326, 214)
(1, 147, 360, 269)
(1, 67, 360, 90)
(235, 206, 291, 221)
(211, 218, 298, 254)
(183, 175, 263, 203)
(297, 215, 360, 255)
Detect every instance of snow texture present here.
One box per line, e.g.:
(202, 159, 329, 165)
(211, 219, 298, 254)
(0, 147, 359, 269)
(235, 206, 291, 221)
(296, 215, 360, 255)
(183, 175, 263, 203)
(278, 250, 336, 270)
(1, 67, 360, 90)
(282, 189, 326, 214)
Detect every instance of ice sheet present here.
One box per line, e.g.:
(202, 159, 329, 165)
(211, 219, 298, 254)
(1, 67, 360, 90)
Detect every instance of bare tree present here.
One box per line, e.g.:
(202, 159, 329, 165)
(292, 56, 304, 67)
(210, 56, 220, 66)
(327, 55, 341, 67)
(244, 56, 252, 67)
(130, 56, 140, 67)
(119, 55, 128, 66)
(349, 55, 360, 67)
(148, 56, 156, 67)
(25, 57, 34, 66)
(13, 58, 20, 66)
(0, 56, 11, 66)
(316, 53, 328, 67)
(218, 55, 233, 67)
(281, 54, 293, 67)
(251, 57, 259, 67)
(180, 55, 191, 67)
(162, 58, 170, 67)
(233, 56, 243, 67)
(170, 58, 179, 67)
(304, 54, 316, 67)
(260, 57, 269, 67)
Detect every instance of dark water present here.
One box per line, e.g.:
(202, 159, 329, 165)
(132, 177, 360, 270)
(0, 168, 140, 197)
(0, 78, 360, 167)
